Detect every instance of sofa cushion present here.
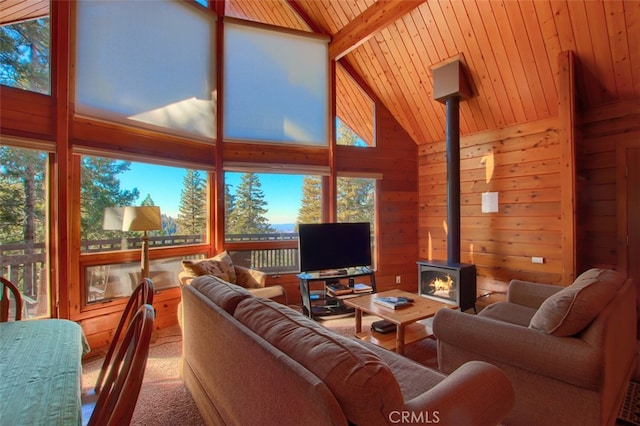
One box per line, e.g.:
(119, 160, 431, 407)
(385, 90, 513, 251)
(364, 341, 446, 402)
(529, 268, 626, 336)
(234, 297, 404, 425)
(191, 275, 250, 314)
(479, 301, 538, 327)
(182, 251, 237, 284)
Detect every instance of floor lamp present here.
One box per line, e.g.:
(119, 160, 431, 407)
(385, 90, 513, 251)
(122, 206, 162, 280)
(104, 206, 162, 280)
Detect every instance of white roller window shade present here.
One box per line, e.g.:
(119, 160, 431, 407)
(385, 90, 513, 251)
(75, 1, 216, 140)
(224, 21, 329, 146)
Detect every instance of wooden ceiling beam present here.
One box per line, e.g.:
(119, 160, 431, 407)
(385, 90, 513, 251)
(329, 0, 425, 61)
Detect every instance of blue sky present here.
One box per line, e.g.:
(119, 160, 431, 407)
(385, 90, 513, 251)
(117, 162, 303, 224)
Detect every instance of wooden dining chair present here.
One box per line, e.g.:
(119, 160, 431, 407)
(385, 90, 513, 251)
(1, 277, 23, 322)
(83, 303, 155, 426)
(94, 278, 154, 393)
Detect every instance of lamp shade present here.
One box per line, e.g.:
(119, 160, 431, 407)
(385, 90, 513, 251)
(122, 206, 162, 232)
(103, 207, 125, 230)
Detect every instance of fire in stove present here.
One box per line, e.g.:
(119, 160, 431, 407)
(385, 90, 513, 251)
(428, 274, 455, 299)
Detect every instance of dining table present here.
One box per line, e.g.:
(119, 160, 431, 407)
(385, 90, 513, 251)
(0, 319, 90, 425)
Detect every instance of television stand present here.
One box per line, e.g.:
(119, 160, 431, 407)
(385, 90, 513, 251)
(297, 267, 376, 320)
(319, 268, 348, 277)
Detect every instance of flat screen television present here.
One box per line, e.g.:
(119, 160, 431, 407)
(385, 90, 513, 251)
(298, 222, 372, 273)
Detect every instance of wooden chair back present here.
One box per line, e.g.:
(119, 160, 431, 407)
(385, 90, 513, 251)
(88, 303, 155, 426)
(0, 277, 23, 322)
(95, 278, 154, 393)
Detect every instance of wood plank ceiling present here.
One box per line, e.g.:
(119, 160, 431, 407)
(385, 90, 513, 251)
(225, 0, 640, 146)
(0, 0, 49, 26)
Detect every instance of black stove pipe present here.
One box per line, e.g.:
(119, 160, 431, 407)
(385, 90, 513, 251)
(445, 96, 461, 265)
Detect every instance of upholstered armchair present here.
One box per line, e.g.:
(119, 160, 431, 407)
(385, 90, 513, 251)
(178, 251, 287, 304)
(433, 268, 637, 426)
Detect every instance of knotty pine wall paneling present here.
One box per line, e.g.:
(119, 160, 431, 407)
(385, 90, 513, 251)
(578, 98, 640, 273)
(418, 117, 564, 293)
(417, 95, 640, 295)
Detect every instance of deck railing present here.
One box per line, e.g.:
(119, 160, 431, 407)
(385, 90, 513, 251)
(0, 242, 46, 298)
(1, 233, 301, 295)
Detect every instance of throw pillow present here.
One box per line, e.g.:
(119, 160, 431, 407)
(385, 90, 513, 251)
(529, 268, 625, 337)
(182, 258, 230, 282)
(211, 251, 236, 284)
(181, 251, 237, 284)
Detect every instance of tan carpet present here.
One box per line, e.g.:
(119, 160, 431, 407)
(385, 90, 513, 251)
(81, 314, 438, 425)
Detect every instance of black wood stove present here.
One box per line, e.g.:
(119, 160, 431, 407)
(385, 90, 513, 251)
(418, 60, 477, 313)
(417, 260, 476, 312)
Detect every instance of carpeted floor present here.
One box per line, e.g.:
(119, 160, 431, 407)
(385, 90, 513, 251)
(81, 313, 437, 425)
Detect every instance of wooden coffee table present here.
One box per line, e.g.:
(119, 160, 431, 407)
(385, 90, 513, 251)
(343, 289, 456, 355)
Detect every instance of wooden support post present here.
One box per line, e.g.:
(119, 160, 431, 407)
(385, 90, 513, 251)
(558, 51, 577, 284)
(53, 0, 72, 318)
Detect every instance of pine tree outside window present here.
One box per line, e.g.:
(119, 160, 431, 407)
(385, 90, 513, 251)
(0, 144, 51, 318)
(337, 175, 377, 269)
(0, 13, 51, 95)
(224, 170, 324, 273)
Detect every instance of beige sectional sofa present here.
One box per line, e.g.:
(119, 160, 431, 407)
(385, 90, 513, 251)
(433, 268, 637, 426)
(180, 275, 514, 425)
